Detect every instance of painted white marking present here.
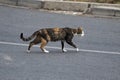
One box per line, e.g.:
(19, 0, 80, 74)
(0, 41, 120, 55)
(0, 53, 12, 61)
(4, 55, 12, 61)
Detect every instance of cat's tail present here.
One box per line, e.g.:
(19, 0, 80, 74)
(20, 31, 38, 41)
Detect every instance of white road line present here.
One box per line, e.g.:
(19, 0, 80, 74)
(0, 41, 120, 55)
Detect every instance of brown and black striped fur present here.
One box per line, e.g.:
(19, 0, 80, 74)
(20, 27, 84, 53)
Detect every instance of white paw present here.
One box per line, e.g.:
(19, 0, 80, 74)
(81, 31, 85, 37)
(76, 48, 80, 52)
(44, 50, 49, 53)
(27, 50, 30, 53)
(63, 48, 67, 52)
(43, 49, 49, 53)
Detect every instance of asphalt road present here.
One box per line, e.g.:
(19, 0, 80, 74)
(0, 6, 120, 80)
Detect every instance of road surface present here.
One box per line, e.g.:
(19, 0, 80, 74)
(0, 6, 120, 80)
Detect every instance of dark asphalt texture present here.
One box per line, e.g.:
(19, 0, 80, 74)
(0, 6, 120, 80)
